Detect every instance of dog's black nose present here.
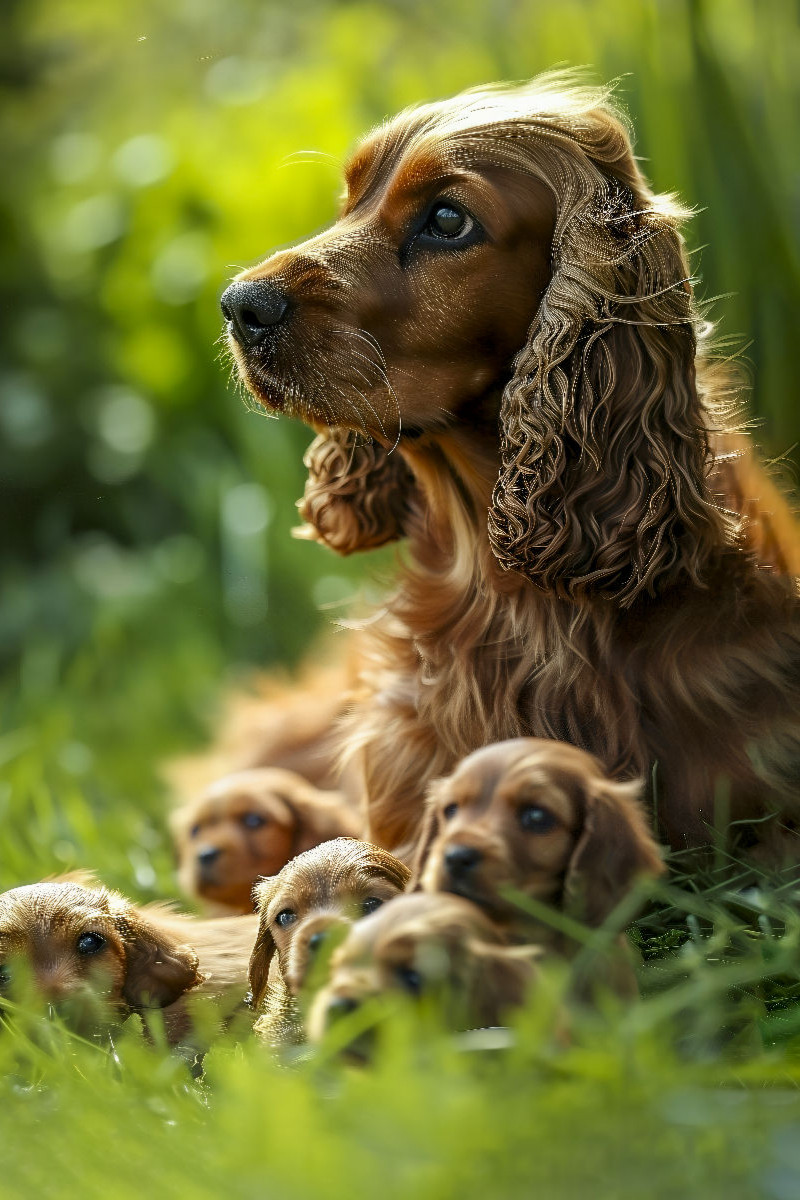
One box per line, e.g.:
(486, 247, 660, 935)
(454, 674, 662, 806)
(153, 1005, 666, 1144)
(220, 280, 289, 347)
(444, 844, 482, 875)
(326, 996, 360, 1022)
(197, 847, 221, 868)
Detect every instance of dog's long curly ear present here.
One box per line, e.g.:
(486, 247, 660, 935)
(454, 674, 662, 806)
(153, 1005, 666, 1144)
(294, 428, 417, 555)
(248, 877, 279, 1009)
(563, 776, 664, 928)
(489, 170, 730, 606)
(116, 909, 202, 1009)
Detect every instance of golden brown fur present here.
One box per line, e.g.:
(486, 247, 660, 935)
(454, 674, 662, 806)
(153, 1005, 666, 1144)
(413, 739, 664, 937)
(224, 72, 800, 860)
(172, 767, 362, 914)
(308, 892, 538, 1051)
(248, 838, 409, 1044)
(0, 876, 258, 1046)
(165, 655, 359, 804)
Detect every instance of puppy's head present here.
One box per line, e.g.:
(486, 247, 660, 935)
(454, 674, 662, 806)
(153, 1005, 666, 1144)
(0, 877, 202, 1031)
(415, 739, 663, 933)
(308, 892, 538, 1051)
(172, 768, 358, 914)
(248, 838, 410, 1008)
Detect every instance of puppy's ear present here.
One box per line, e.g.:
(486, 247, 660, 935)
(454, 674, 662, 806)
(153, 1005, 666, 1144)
(294, 428, 417, 555)
(279, 781, 362, 856)
(249, 877, 279, 1009)
(563, 777, 662, 926)
(563, 778, 663, 928)
(469, 942, 540, 1026)
(407, 789, 443, 891)
(117, 909, 202, 1009)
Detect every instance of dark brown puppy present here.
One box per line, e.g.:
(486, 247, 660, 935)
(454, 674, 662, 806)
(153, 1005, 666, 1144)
(413, 739, 663, 983)
(308, 892, 538, 1054)
(221, 71, 800, 862)
(0, 876, 258, 1046)
(249, 838, 409, 1045)
(172, 767, 362, 914)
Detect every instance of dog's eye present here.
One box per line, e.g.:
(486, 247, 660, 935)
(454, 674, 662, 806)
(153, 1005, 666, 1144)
(425, 201, 474, 241)
(76, 932, 106, 956)
(190, 824, 200, 839)
(442, 802, 458, 820)
(241, 812, 266, 830)
(275, 909, 297, 928)
(518, 805, 557, 834)
(0, 963, 10, 987)
(361, 897, 383, 916)
(395, 965, 423, 996)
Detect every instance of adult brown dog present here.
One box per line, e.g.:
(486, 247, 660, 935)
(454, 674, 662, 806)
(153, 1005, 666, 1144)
(0, 876, 257, 1046)
(221, 72, 800, 860)
(248, 838, 409, 1044)
(172, 767, 361, 913)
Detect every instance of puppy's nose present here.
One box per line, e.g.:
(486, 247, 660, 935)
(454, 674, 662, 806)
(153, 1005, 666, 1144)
(220, 280, 289, 347)
(445, 844, 482, 875)
(326, 996, 360, 1022)
(197, 847, 221, 868)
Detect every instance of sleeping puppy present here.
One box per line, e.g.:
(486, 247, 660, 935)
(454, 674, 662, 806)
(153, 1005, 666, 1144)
(172, 767, 362, 914)
(248, 838, 410, 1045)
(412, 739, 664, 993)
(308, 892, 539, 1058)
(0, 876, 258, 1048)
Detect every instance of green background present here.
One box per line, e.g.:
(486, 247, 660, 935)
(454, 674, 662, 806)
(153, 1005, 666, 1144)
(1, 2, 800, 1196)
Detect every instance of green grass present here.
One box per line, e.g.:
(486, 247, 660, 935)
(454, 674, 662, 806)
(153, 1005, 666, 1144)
(3, 609, 800, 1200)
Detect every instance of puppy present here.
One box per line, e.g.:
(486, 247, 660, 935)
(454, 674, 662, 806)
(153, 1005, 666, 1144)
(413, 739, 664, 995)
(0, 876, 258, 1047)
(172, 767, 362, 914)
(248, 838, 410, 1045)
(308, 892, 539, 1056)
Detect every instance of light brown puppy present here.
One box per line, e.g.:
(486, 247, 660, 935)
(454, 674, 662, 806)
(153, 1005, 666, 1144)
(249, 838, 410, 1045)
(308, 892, 539, 1054)
(414, 739, 664, 941)
(172, 767, 362, 914)
(0, 876, 258, 1047)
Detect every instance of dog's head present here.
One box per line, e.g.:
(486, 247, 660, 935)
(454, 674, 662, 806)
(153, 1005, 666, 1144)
(0, 877, 202, 1031)
(223, 72, 728, 601)
(412, 739, 663, 933)
(248, 838, 410, 1008)
(172, 768, 359, 913)
(308, 892, 538, 1052)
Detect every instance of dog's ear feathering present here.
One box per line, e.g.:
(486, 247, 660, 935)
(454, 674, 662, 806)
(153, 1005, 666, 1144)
(562, 776, 664, 928)
(117, 913, 203, 1009)
(294, 428, 417, 555)
(488, 144, 732, 606)
(248, 876, 279, 1009)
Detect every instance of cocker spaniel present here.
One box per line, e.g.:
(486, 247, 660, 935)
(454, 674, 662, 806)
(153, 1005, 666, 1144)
(413, 738, 663, 936)
(222, 71, 800, 861)
(248, 837, 409, 1044)
(0, 876, 258, 1046)
(172, 767, 361, 914)
(308, 892, 539, 1055)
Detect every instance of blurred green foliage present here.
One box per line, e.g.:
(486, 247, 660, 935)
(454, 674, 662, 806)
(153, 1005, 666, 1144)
(1, 0, 799, 674)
